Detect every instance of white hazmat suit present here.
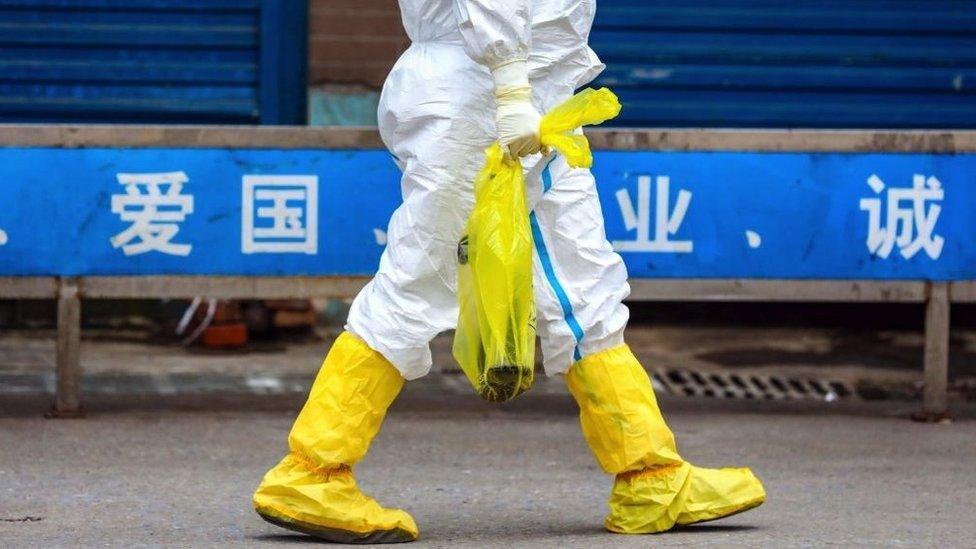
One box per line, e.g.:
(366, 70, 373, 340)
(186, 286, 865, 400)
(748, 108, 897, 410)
(253, 3, 767, 542)
(346, 0, 631, 380)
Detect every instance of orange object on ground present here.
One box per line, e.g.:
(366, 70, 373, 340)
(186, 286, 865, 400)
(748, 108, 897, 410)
(201, 322, 248, 348)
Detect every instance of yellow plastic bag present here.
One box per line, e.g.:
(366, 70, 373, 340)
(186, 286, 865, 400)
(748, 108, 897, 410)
(453, 87, 621, 402)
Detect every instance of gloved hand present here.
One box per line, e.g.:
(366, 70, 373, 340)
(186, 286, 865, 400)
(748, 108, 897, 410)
(492, 60, 542, 159)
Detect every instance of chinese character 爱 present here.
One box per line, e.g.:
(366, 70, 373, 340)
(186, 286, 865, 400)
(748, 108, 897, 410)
(110, 171, 194, 256)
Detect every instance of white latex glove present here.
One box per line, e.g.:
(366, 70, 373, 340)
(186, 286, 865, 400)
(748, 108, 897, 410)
(492, 60, 542, 159)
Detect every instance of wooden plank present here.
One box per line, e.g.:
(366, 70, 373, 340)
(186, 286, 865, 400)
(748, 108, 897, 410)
(0, 276, 934, 303)
(0, 276, 58, 298)
(0, 276, 951, 304)
(0, 125, 385, 149)
(922, 282, 950, 419)
(586, 128, 976, 153)
(949, 281, 976, 303)
(628, 279, 927, 303)
(76, 277, 932, 303)
(3, 125, 976, 152)
(78, 275, 369, 299)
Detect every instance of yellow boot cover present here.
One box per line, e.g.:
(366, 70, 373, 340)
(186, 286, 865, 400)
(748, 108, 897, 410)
(565, 344, 765, 534)
(253, 332, 419, 543)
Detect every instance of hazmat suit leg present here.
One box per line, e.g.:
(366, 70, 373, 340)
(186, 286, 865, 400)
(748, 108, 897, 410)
(565, 344, 766, 534)
(523, 154, 631, 376)
(253, 332, 419, 543)
(345, 42, 496, 382)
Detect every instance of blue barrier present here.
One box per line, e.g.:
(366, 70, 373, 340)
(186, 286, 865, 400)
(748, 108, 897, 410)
(1, 126, 971, 418)
(0, 148, 973, 281)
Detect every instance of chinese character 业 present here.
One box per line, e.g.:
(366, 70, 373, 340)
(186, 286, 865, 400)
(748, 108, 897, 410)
(859, 174, 944, 260)
(110, 171, 194, 256)
(242, 175, 318, 254)
(612, 175, 693, 253)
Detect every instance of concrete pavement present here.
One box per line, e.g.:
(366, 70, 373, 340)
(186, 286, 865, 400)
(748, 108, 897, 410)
(5, 324, 975, 401)
(2, 388, 974, 548)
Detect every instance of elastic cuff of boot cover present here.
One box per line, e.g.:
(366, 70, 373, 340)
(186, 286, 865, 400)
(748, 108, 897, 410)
(572, 343, 635, 369)
(617, 462, 684, 482)
(289, 451, 353, 480)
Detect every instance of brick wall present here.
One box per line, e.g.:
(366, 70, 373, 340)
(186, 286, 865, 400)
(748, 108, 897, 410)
(309, 0, 409, 89)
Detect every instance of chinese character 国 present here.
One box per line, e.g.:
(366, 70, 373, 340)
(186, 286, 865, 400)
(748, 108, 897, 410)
(242, 175, 318, 254)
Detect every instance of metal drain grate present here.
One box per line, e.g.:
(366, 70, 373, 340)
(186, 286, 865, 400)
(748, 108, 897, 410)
(652, 368, 855, 401)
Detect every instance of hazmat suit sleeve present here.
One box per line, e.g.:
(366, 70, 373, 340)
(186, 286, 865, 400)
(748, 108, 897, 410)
(455, 0, 540, 158)
(453, 0, 532, 69)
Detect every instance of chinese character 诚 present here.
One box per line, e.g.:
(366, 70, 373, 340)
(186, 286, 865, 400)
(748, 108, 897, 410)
(612, 175, 693, 253)
(110, 171, 194, 256)
(242, 175, 318, 254)
(859, 174, 944, 260)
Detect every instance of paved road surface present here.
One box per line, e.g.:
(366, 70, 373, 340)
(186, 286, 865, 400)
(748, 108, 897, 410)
(2, 389, 974, 548)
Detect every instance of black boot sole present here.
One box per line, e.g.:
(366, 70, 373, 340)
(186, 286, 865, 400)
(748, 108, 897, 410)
(257, 509, 416, 544)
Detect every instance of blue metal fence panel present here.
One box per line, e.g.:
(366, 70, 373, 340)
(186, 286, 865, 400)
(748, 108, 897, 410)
(258, 0, 307, 125)
(0, 147, 972, 280)
(0, 0, 306, 124)
(590, 0, 976, 128)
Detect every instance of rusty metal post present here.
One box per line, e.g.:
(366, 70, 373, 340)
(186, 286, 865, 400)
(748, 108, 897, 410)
(49, 277, 83, 417)
(917, 282, 950, 421)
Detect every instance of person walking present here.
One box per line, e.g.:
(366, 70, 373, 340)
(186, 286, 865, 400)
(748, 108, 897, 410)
(253, 1, 765, 542)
